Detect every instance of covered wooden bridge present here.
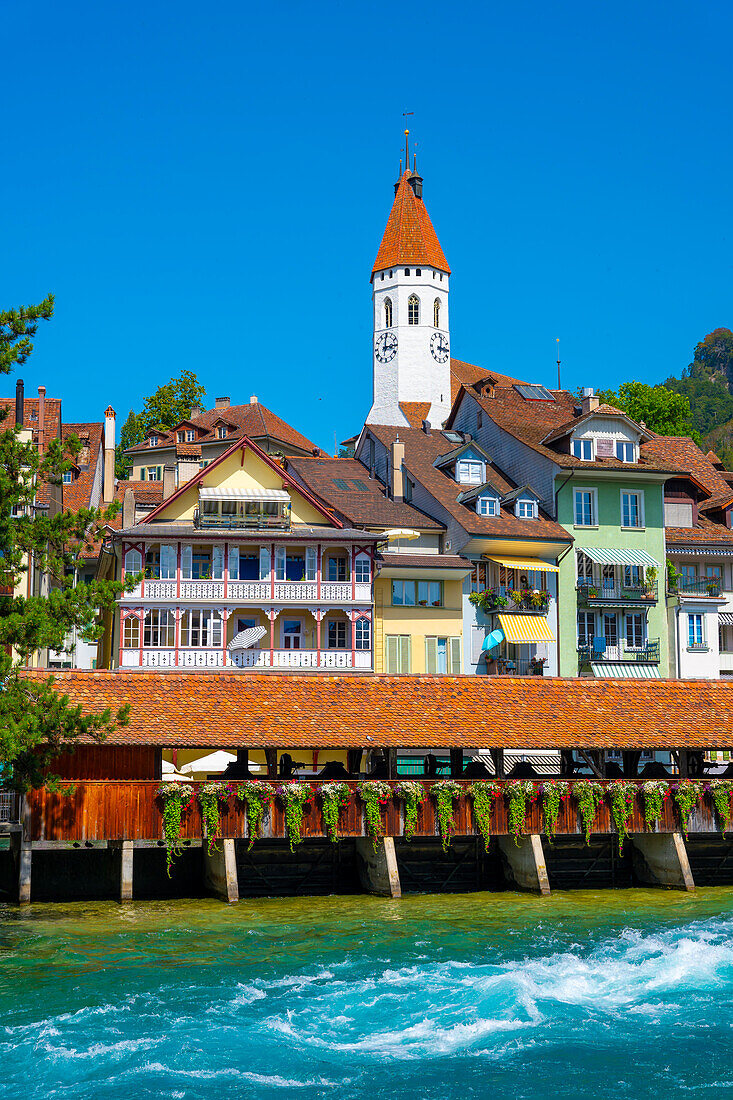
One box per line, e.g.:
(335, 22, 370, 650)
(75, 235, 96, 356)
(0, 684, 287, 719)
(11, 671, 733, 903)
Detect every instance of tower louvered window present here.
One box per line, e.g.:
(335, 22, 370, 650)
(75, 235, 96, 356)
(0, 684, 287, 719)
(433, 298, 440, 327)
(408, 295, 420, 325)
(384, 297, 393, 327)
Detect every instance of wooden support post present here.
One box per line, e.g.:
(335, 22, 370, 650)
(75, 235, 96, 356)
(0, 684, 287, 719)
(385, 747, 397, 779)
(450, 748, 464, 778)
(497, 835, 550, 895)
(120, 840, 134, 901)
(679, 750, 689, 778)
(355, 837, 401, 898)
(347, 749, 363, 776)
(630, 832, 695, 891)
(490, 749, 505, 778)
(18, 844, 31, 905)
(265, 748, 277, 779)
(203, 838, 239, 903)
(578, 749, 604, 779)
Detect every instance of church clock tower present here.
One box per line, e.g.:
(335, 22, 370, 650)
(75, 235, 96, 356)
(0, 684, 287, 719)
(367, 142, 452, 428)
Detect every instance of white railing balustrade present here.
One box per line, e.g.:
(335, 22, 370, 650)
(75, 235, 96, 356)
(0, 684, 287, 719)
(121, 648, 373, 669)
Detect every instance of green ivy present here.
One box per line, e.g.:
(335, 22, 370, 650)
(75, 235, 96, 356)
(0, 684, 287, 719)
(318, 782, 350, 843)
(236, 781, 275, 850)
(672, 780, 700, 840)
(469, 781, 500, 852)
(641, 780, 667, 830)
(278, 783, 313, 852)
(357, 781, 392, 849)
(155, 783, 194, 876)
(572, 780, 605, 845)
(541, 780, 569, 844)
(608, 781, 636, 855)
(708, 780, 733, 835)
(432, 779, 463, 852)
(197, 782, 235, 856)
(505, 780, 536, 845)
(394, 781, 426, 842)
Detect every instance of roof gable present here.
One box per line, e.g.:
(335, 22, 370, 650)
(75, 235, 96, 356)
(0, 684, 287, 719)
(143, 436, 340, 527)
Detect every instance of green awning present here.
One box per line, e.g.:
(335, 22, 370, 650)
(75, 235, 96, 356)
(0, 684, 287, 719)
(583, 548, 659, 568)
(591, 662, 661, 679)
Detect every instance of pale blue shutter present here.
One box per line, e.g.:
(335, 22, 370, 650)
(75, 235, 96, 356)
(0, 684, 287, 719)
(212, 545, 224, 579)
(228, 546, 239, 580)
(305, 547, 317, 581)
(181, 545, 192, 579)
(449, 637, 461, 674)
(275, 546, 286, 581)
(259, 547, 270, 581)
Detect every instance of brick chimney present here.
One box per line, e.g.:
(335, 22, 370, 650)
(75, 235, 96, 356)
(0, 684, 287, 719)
(14, 379, 24, 427)
(391, 439, 405, 501)
(163, 463, 176, 499)
(215, 397, 230, 409)
(103, 406, 116, 504)
(37, 386, 46, 451)
(581, 387, 600, 415)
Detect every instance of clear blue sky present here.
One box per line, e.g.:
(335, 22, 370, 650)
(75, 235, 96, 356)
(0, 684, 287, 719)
(2, 0, 732, 453)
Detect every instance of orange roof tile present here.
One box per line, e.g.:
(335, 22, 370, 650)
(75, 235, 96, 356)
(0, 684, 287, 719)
(61, 422, 104, 513)
(372, 171, 450, 276)
(23, 671, 733, 750)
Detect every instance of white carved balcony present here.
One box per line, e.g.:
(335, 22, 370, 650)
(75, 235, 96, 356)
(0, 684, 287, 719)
(120, 648, 373, 670)
(123, 579, 372, 604)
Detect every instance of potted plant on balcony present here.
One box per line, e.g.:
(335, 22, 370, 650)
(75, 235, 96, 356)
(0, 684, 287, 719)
(667, 559, 681, 593)
(586, 586, 599, 599)
(529, 656, 548, 676)
(643, 566, 658, 599)
(529, 590, 548, 609)
(510, 589, 523, 608)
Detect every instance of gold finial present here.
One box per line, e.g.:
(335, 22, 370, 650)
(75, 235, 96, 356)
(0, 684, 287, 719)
(556, 337, 561, 390)
(404, 129, 409, 169)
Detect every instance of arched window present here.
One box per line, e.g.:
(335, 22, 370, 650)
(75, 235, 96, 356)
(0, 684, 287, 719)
(433, 298, 441, 328)
(408, 294, 420, 325)
(384, 297, 393, 328)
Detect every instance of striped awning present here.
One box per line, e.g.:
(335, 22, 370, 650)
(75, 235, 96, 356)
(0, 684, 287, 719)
(199, 488, 290, 502)
(487, 556, 559, 573)
(497, 613, 555, 643)
(720, 613, 733, 626)
(591, 663, 661, 679)
(583, 548, 659, 568)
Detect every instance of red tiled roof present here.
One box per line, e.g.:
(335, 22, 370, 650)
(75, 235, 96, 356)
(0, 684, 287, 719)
(449, 386, 684, 475)
(286, 456, 442, 530)
(644, 436, 733, 497)
(666, 516, 733, 545)
(398, 402, 431, 429)
(126, 401, 322, 457)
(449, 360, 526, 404)
(0, 396, 62, 444)
(61, 422, 104, 513)
(23, 670, 733, 749)
(372, 171, 450, 276)
(366, 422, 572, 546)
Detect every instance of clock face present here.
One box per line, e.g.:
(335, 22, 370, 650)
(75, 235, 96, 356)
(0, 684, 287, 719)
(431, 332, 450, 363)
(375, 331, 398, 363)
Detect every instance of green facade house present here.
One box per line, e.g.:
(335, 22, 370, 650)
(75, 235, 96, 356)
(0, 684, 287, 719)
(447, 384, 679, 678)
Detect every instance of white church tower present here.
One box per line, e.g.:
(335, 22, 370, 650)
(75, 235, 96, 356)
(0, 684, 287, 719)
(367, 141, 452, 428)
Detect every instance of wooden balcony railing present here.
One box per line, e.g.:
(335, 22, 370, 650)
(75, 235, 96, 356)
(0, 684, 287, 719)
(25, 779, 719, 844)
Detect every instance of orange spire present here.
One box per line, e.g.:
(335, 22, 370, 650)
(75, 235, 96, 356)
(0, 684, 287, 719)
(371, 170, 451, 279)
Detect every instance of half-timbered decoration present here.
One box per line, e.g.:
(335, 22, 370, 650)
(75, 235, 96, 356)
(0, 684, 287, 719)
(97, 436, 376, 671)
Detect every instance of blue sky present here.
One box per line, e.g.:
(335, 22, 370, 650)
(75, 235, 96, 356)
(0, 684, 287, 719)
(2, 0, 732, 452)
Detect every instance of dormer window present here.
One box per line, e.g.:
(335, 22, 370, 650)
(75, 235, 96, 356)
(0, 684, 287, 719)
(616, 441, 635, 462)
(516, 499, 537, 519)
(177, 431, 184, 443)
(457, 459, 484, 484)
(476, 496, 498, 517)
(149, 435, 159, 447)
(62, 471, 73, 484)
(572, 439, 592, 461)
(217, 426, 227, 439)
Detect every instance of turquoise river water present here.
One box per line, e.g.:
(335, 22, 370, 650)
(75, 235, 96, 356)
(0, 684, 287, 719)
(1, 888, 732, 1098)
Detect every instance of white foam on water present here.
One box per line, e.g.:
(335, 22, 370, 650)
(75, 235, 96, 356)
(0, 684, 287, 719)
(129, 1062, 339, 1088)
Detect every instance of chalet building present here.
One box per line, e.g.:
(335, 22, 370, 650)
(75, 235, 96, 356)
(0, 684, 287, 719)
(123, 395, 324, 489)
(98, 434, 376, 671)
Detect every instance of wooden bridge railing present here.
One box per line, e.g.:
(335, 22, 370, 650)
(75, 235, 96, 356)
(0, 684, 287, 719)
(24, 779, 722, 844)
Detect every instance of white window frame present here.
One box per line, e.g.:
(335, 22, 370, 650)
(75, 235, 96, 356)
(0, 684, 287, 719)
(574, 487, 597, 527)
(476, 496, 498, 517)
(687, 613, 705, 649)
(425, 636, 461, 674)
(515, 499, 537, 519)
(180, 609, 222, 649)
(124, 548, 142, 575)
(625, 613, 645, 650)
(457, 459, 484, 484)
(355, 553, 371, 583)
(122, 616, 140, 649)
(620, 489, 644, 529)
(616, 440, 636, 463)
(327, 620, 348, 649)
(281, 618, 304, 649)
(571, 439, 593, 461)
(355, 617, 371, 650)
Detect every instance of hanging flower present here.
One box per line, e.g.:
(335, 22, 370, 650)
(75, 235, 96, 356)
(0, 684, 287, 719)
(356, 781, 392, 849)
(571, 780, 605, 845)
(505, 780, 536, 844)
(318, 782, 351, 843)
(155, 783, 195, 876)
(640, 780, 668, 830)
(197, 782, 236, 855)
(541, 780, 569, 844)
(469, 781, 500, 851)
(277, 782, 314, 852)
(670, 779, 701, 840)
(236, 781, 275, 850)
(431, 779, 463, 852)
(394, 781, 426, 841)
(607, 781, 636, 855)
(707, 779, 733, 835)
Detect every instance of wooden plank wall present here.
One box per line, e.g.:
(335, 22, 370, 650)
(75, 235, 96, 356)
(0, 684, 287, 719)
(48, 747, 162, 780)
(26, 781, 718, 843)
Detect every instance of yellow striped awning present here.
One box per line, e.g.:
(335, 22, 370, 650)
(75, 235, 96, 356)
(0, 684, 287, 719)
(497, 613, 556, 643)
(486, 556, 559, 573)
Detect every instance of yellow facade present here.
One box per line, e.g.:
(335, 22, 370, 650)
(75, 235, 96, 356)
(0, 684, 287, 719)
(374, 575, 464, 674)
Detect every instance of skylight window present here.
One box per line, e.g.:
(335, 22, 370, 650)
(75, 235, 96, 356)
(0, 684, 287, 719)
(350, 479, 368, 490)
(515, 384, 555, 401)
(333, 478, 350, 490)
